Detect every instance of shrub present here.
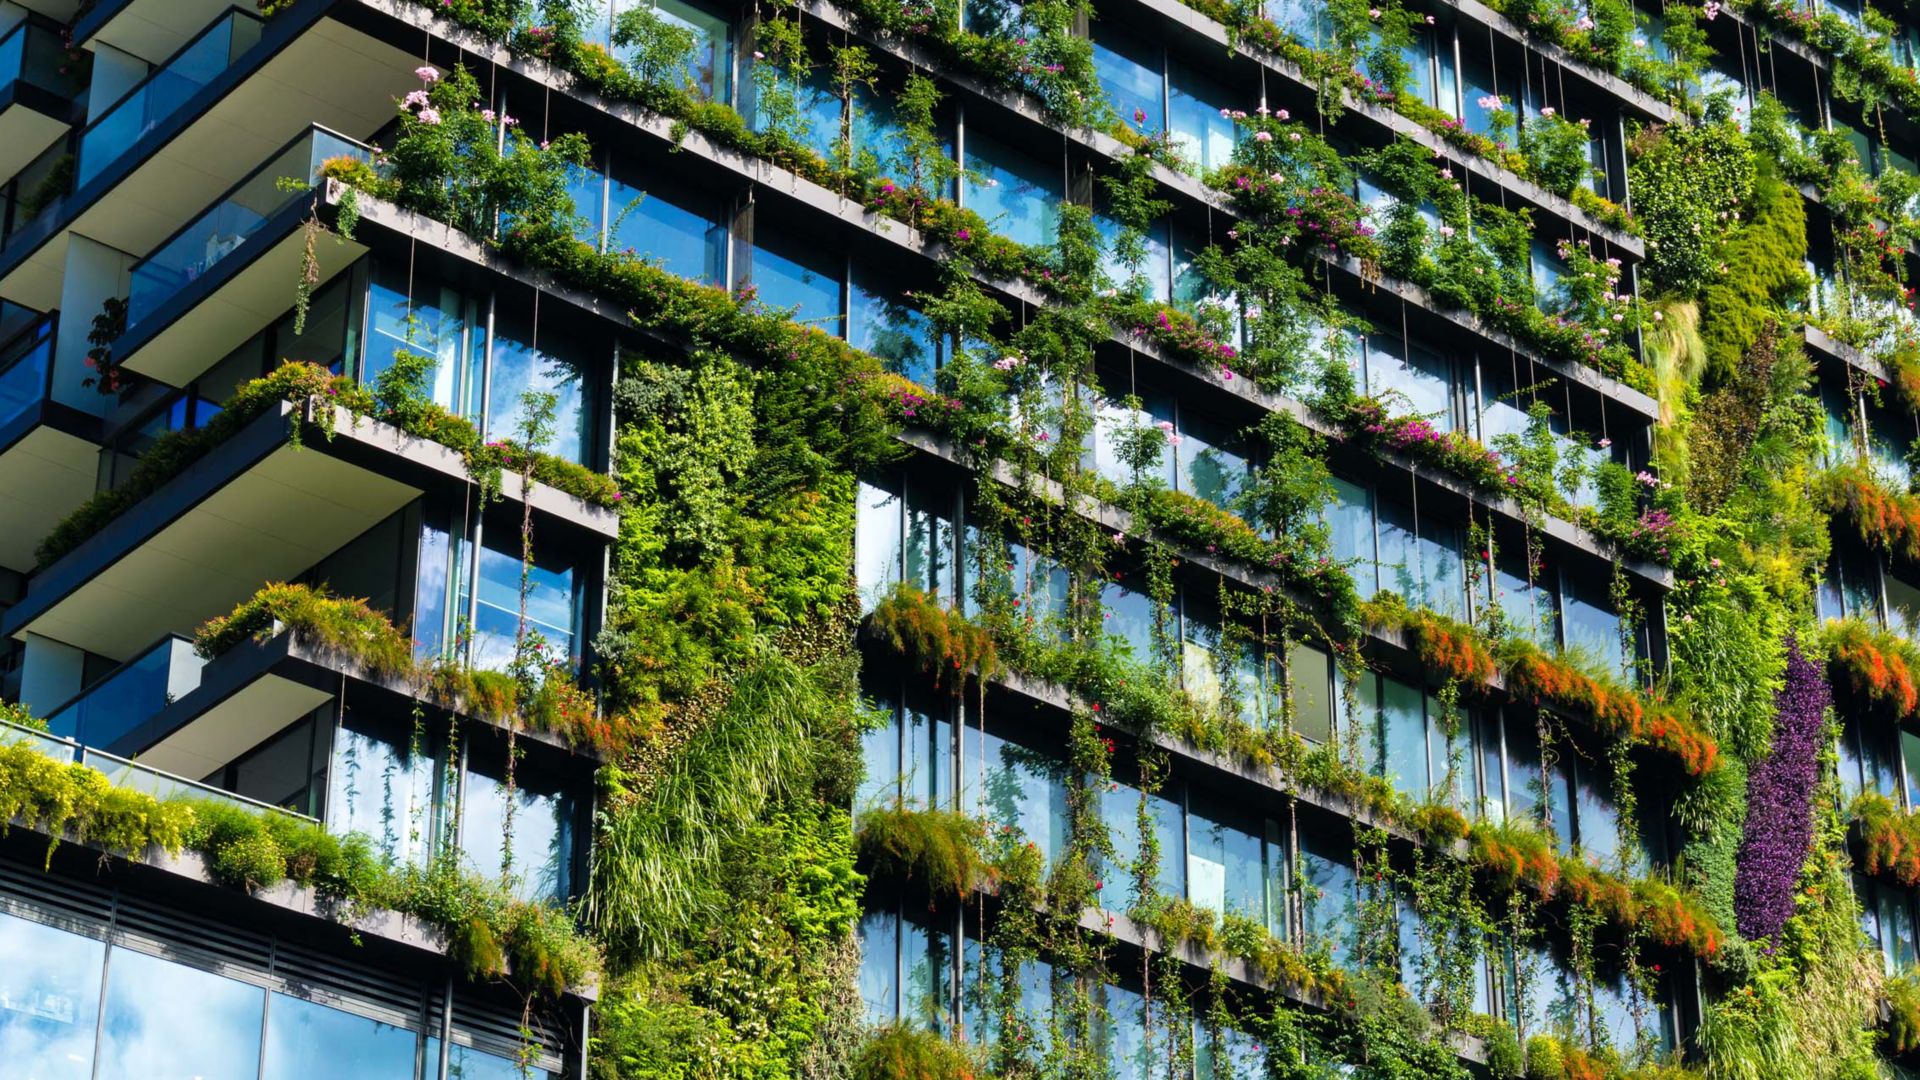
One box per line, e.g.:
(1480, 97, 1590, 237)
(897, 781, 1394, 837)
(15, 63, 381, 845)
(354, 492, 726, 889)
(850, 1026, 981, 1080)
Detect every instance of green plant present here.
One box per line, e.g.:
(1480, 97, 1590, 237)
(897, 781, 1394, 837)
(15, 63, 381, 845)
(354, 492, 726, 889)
(854, 805, 994, 898)
(850, 1025, 982, 1080)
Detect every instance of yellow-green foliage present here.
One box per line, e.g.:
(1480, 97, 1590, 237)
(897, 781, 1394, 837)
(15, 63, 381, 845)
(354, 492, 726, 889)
(0, 740, 192, 862)
(854, 805, 994, 898)
(850, 1025, 983, 1080)
(195, 581, 413, 676)
(1698, 169, 1808, 386)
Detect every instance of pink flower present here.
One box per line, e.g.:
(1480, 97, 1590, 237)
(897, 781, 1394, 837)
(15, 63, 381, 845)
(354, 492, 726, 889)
(415, 65, 439, 83)
(1254, 130, 1273, 142)
(1540, 106, 1556, 118)
(417, 107, 442, 125)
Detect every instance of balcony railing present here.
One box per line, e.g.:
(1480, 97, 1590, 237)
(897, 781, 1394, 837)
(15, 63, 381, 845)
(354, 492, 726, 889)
(73, 7, 261, 191)
(0, 312, 52, 432)
(126, 124, 373, 329)
(0, 713, 312, 822)
(43, 633, 205, 749)
(0, 15, 87, 103)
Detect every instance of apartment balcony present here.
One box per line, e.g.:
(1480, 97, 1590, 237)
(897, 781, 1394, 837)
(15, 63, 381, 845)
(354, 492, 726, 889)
(0, 2, 416, 312)
(0, 314, 100, 571)
(0, 396, 617, 665)
(117, 124, 373, 387)
(0, 14, 87, 182)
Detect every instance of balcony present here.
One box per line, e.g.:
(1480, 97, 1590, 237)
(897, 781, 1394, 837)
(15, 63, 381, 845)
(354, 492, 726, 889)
(0, 2, 418, 313)
(0, 315, 100, 571)
(0, 14, 87, 181)
(42, 633, 206, 747)
(118, 125, 373, 386)
(0, 397, 616, 664)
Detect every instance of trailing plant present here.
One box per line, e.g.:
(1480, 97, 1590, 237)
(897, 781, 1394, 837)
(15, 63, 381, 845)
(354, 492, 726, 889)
(867, 583, 1001, 686)
(849, 1025, 983, 1080)
(1732, 639, 1829, 940)
(853, 805, 995, 898)
(1825, 616, 1920, 721)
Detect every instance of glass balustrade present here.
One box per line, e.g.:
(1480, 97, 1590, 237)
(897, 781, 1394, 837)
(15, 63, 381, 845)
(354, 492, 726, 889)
(0, 713, 312, 822)
(0, 314, 52, 431)
(74, 9, 263, 190)
(126, 125, 372, 328)
(43, 635, 205, 749)
(0, 16, 87, 101)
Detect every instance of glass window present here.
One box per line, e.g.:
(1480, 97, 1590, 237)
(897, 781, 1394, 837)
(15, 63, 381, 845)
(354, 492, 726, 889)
(623, 0, 732, 103)
(1168, 57, 1238, 175)
(362, 260, 483, 417)
(855, 476, 904, 606)
(752, 223, 843, 332)
(850, 264, 937, 385)
(1290, 642, 1333, 743)
(424, 1038, 555, 1080)
(904, 478, 957, 603)
(1188, 789, 1274, 929)
(1327, 476, 1376, 596)
(1197, 1021, 1265, 1079)
(1381, 674, 1429, 799)
(263, 994, 417, 1080)
(1101, 577, 1157, 661)
(1095, 213, 1172, 301)
(1365, 327, 1454, 429)
(327, 711, 440, 869)
(963, 722, 1070, 865)
(98, 946, 265, 1079)
(1475, 711, 1506, 822)
(414, 504, 457, 663)
(1531, 238, 1570, 314)
(1098, 982, 1151, 1080)
(901, 914, 953, 1031)
(1094, 27, 1164, 131)
(1176, 411, 1247, 512)
(461, 533, 582, 673)
(1266, 0, 1335, 46)
(1099, 778, 1184, 910)
(1573, 756, 1620, 866)
(858, 910, 900, 1025)
(486, 311, 595, 466)
(963, 129, 1061, 248)
(1561, 571, 1628, 680)
(607, 167, 726, 285)
(1904, 730, 1920, 812)
(0, 911, 104, 1080)
(460, 751, 577, 903)
(1087, 388, 1175, 489)
(1299, 820, 1355, 967)
(747, 48, 840, 162)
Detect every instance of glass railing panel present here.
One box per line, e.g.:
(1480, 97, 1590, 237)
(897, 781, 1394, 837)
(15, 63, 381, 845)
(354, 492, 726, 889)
(0, 20, 88, 100)
(0, 315, 51, 430)
(0, 714, 79, 760)
(126, 126, 371, 328)
(81, 747, 313, 822)
(44, 635, 204, 748)
(74, 10, 262, 190)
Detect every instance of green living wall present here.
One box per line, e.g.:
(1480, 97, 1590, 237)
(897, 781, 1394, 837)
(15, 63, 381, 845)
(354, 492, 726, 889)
(42, 0, 1920, 1075)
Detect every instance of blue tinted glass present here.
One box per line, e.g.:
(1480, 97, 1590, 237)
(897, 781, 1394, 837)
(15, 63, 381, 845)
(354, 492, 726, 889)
(363, 264, 482, 419)
(1574, 759, 1619, 866)
(901, 915, 952, 1031)
(464, 538, 578, 672)
(461, 761, 574, 902)
(964, 725, 1068, 864)
(1100, 578, 1157, 660)
(850, 264, 936, 383)
(753, 227, 843, 331)
(1326, 476, 1376, 596)
(566, 160, 604, 248)
(858, 910, 899, 1024)
(1561, 571, 1626, 678)
(1100, 982, 1150, 1080)
(964, 130, 1060, 248)
(855, 477, 903, 606)
(607, 174, 725, 285)
(425, 1038, 551, 1080)
(1168, 58, 1238, 174)
(486, 313, 594, 466)
(1094, 28, 1164, 131)
(328, 715, 437, 869)
(748, 52, 840, 162)
(1095, 213, 1171, 300)
(0, 911, 103, 1080)
(1188, 792, 1270, 927)
(98, 946, 264, 1079)
(631, 0, 731, 103)
(1300, 824, 1355, 967)
(857, 696, 901, 811)
(1381, 674, 1428, 797)
(263, 994, 416, 1080)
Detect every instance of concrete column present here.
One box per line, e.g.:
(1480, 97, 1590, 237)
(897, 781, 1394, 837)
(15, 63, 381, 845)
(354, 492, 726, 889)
(51, 232, 131, 415)
(18, 632, 82, 722)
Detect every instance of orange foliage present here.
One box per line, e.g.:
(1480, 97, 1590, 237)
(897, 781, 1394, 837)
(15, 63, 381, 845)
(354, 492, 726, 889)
(1822, 463, 1920, 563)
(1503, 644, 1718, 776)
(1856, 792, 1920, 888)
(1828, 617, 1920, 720)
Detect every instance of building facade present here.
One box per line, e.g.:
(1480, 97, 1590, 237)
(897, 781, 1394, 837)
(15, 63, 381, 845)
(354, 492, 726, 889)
(0, 0, 1914, 1076)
